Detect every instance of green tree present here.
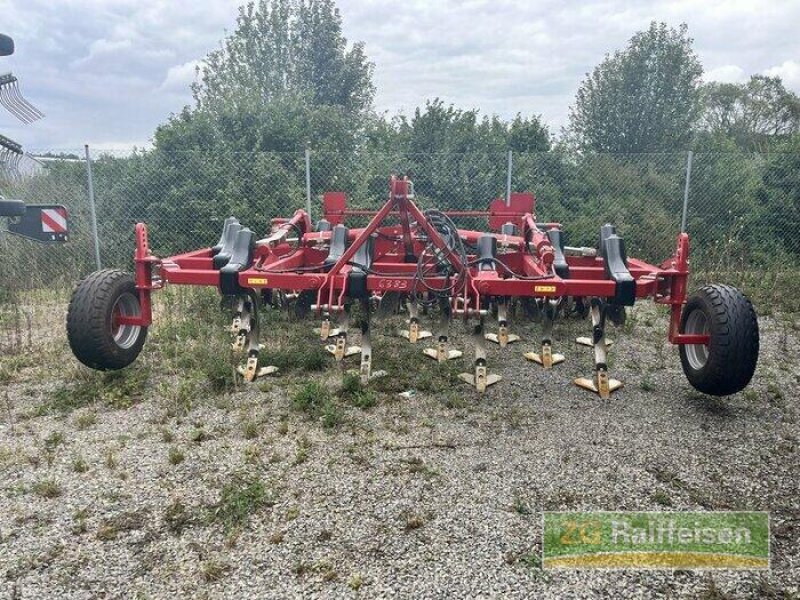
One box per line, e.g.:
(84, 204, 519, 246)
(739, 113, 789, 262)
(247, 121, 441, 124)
(756, 135, 800, 255)
(568, 22, 703, 153)
(700, 75, 800, 151)
(192, 0, 374, 116)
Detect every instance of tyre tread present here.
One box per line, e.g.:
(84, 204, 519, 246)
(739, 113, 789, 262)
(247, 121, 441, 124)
(679, 284, 758, 396)
(67, 269, 147, 370)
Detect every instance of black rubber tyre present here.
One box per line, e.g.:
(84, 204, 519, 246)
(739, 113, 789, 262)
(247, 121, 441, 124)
(679, 284, 758, 396)
(67, 269, 148, 370)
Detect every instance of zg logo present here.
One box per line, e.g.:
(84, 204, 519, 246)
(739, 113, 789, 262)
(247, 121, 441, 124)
(559, 519, 603, 545)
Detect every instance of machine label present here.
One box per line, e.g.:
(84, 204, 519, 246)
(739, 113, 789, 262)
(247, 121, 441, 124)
(378, 279, 409, 290)
(247, 277, 269, 285)
(535, 285, 557, 293)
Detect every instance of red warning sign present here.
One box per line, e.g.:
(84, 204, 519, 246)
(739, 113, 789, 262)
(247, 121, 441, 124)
(41, 207, 68, 233)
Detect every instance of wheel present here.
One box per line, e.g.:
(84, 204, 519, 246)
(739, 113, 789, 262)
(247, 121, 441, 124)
(679, 284, 758, 396)
(67, 269, 148, 370)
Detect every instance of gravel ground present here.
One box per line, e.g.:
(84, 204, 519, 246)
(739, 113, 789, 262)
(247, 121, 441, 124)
(0, 298, 798, 599)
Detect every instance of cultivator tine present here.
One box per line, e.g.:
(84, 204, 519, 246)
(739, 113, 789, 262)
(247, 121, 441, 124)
(459, 316, 501, 393)
(325, 308, 360, 361)
(576, 336, 614, 348)
(485, 298, 520, 347)
(314, 313, 341, 340)
(356, 298, 385, 383)
(399, 297, 431, 343)
(423, 297, 462, 361)
(234, 295, 278, 382)
(574, 299, 622, 399)
(231, 298, 251, 352)
(0, 73, 44, 123)
(525, 299, 565, 368)
(359, 298, 372, 382)
(230, 298, 244, 334)
(376, 291, 401, 317)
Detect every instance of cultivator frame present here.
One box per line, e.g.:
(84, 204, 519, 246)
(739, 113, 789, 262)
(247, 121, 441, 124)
(74, 173, 748, 400)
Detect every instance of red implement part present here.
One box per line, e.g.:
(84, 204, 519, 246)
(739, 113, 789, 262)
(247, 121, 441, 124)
(488, 193, 535, 231)
(131, 176, 706, 348)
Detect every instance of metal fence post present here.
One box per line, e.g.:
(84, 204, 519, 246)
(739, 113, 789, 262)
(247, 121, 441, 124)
(84, 144, 101, 270)
(505, 149, 513, 206)
(681, 150, 693, 233)
(304, 147, 312, 217)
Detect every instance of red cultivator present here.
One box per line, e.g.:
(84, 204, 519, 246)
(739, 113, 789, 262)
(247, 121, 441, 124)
(67, 176, 759, 397)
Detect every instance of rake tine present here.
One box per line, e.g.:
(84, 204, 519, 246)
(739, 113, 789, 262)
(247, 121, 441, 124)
(0, 74, 44, 123)
(9, 152, 20, 179)
(11, 82, 43, 123)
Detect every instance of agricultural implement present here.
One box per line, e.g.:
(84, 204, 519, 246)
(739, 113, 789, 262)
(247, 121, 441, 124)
(0, 34, 65, 243)
(67, 176, 758, 397)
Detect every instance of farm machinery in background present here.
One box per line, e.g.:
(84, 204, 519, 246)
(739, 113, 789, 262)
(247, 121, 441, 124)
(0, 32, 68, 243)
(67, 175, 759, 398)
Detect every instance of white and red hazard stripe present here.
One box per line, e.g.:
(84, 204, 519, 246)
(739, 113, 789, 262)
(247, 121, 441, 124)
(41, 207, 68, 233)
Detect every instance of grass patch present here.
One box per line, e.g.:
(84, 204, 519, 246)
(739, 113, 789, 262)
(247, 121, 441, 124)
(294, 436, 311, 465)
(291, 382, 342, 428)
(339, 373, 362, 398)
(168, 447, 185, 465)
(513, 494, 532, 515)
(32, 479, 62, 499)
(259, 343, 329, 374)
(348, 573, 363, 590)
(201, 559, 230, 582)
(104, 450, 118, 470)
(339, 374, 377, 409)
(242, 420, 260, 440)
(369, 340, 462, 394)
(164, 498, 192, 534)
(211, 473, 273, 532)
(74, 411, 97, 430)
(43, 430, 64, 466)
(404, 512, 425, 531)
(190, 428, 211, 443)
(651, 489, 673, 506)
(72, 454, 89, 473)
(41, 366, 150, 415)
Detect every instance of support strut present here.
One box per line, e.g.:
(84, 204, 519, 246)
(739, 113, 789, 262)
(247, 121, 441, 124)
(232, 294, 278, 382)
(485, 298, 520, 347)
(423, 297, 462, 361)
(524, 298, 565, 368)
(314, 312, 341, 340)
(574, 299, 622, 398)
(459, 316, 501, 392)
(399, 297, 432, 343)
(325, 307, 361, 361)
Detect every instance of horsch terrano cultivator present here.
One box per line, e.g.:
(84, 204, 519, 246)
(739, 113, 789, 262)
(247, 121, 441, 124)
(67, 176, 759, 397)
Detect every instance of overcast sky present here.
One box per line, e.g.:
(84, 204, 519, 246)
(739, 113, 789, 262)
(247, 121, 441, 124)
(2, 0, 799, 153)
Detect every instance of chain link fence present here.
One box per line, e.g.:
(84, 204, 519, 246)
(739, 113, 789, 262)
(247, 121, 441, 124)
(1, 148, 798, 350)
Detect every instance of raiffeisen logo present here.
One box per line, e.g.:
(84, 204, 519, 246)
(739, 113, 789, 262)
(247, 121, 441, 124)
(543, 512, 770, 569)
(611, 518, 753, 546)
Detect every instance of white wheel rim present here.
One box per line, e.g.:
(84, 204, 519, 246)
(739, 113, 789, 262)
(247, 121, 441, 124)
(111, 292, 142, 349)
(685, 309, 709, 370)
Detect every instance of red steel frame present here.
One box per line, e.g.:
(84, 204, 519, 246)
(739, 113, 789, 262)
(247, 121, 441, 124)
(124, 176, 709, 347)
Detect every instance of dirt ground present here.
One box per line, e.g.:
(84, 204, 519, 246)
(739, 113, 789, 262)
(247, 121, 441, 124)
(0, 292, 798, 599)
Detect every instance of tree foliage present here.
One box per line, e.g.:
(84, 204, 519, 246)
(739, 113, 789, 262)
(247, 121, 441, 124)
(700, 75, 800, 151)
(568, 22, 703, 153)
(192, 0, 374, 116)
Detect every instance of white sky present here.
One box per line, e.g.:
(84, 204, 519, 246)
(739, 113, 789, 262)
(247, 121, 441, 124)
(2, 0, 799, 152)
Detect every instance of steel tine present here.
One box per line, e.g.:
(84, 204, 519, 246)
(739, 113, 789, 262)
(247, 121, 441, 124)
(10, 81, 41, 123)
